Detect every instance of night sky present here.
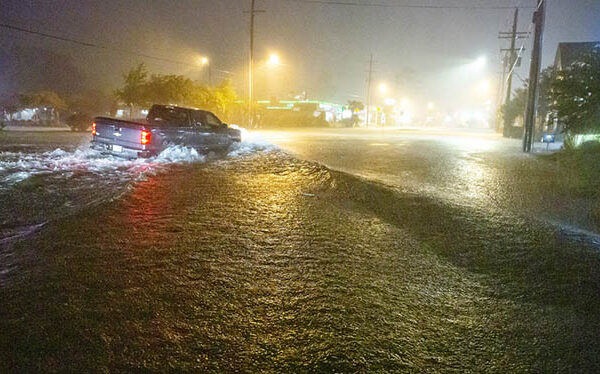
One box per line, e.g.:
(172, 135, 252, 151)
(1, 0, 599, 109)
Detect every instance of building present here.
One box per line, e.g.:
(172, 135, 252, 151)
(550, 42, 600, 146)
(554, 41, 600, 71)
(257, 100, 344, 127)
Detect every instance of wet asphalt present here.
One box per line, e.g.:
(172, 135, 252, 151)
(1, 129, 600, 372)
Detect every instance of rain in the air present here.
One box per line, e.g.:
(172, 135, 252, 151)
(1, 0, 600, 372)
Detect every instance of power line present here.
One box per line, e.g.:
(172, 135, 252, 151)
(0, 22, 199, 68)
(504, 0, 547, 82)
(503, 9, 523, 104)
(278, 0, 535, 10)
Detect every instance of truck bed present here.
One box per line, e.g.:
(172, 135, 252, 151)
(91, 117, 156, 158)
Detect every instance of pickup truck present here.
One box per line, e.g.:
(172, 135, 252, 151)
(91, 104, 242, 158)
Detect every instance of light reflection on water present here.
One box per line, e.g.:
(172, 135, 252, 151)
(0, 140, 276, 242)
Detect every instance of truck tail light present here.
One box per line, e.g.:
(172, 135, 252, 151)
(141, 130, 151, 145)
(91, 122, 96, 135)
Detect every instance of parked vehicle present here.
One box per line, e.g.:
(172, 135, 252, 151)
(66, 112, 93, 132)
(91, 105, 242, 158)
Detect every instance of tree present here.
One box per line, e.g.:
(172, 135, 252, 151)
(3, 104, 19, 121)
(347, 100, 364, 112)
(115, 64, 242, 122)
(502, 67, 555, 138)
(549, 47, 600, 135)
(69, 90, 116, 117)
(146, 74, 195, 106)
(19, 90, 68, 123)
(206, 80, 239, 121)
(115, 63, 149, 117)
(155, 75, 189, 105)
(502, 87, 528, 128)
(537, 67, 556, 131)
(0, 94, 22, 121)
(20, 91, 67, 111)
(346, 100, 364, 127)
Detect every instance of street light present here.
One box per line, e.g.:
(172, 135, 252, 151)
(470, 56, 487, 71)
(477, 79, 491, 95)
(197, 56, 211, 85)
(267, 53, 280, 66)
(378, 82, 388, 94)
(384, 98, 396, 106)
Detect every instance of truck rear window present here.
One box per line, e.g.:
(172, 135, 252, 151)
(147, 106, 189, 127)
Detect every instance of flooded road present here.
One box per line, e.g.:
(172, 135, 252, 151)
(0, 132, 261, 242)
(1, 129, 600, 372)
(260, 128, 600, 239)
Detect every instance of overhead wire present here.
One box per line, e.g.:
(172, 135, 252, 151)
(1, 1, 541, 81)
(0, 22, 200, 68)
(504, 0, 546, 85)
(278, 0, 535, 10)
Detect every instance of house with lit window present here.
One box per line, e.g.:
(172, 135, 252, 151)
(550, 41, 600, 147)
(554, 41, 600, 71)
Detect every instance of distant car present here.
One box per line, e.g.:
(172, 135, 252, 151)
(66, 112, 93, 132)
(541, 133, 556, 143)
(91, 105, 242, 158)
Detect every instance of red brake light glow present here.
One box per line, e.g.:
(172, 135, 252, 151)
(91, 122, 96, 135)
(141, 130, 151, 145)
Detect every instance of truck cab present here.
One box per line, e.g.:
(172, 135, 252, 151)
(91, 105, 241, 158)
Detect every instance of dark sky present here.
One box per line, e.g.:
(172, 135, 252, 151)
(1, 0, 599, 108)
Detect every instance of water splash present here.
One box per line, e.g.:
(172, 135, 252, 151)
(227, 129, 278, 157)
(0, 139, 274, 243)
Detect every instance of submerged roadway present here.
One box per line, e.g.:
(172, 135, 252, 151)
(1, 127, 599, 372)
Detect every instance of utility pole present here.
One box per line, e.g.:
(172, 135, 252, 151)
(365, 54, 374, 128)
(248, 0, 256, 128)
(499, 57, 508, 107)
(246, 0, 264, 128)
(495, 57, 508, 132)
(498, 7, 527, 136)
(523, 0, 546, 153)
(505, 8, 519, 106)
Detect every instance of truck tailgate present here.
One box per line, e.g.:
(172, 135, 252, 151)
(93, 117, 152, 151)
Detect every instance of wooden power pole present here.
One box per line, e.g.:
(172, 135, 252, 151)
(248, 0, 256, 128)
(505, 8, 519, 106)
(247, 0, 264, 128)
(498, 7, 527, 136)
(365, 54, 374, 128)
(523, 0, 546, 152)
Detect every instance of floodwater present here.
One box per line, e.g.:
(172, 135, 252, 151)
(260, 128, 600, 240)
(0, 132, 268, 242)
(1, 129, 600, 372)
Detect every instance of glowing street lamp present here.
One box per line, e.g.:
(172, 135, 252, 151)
(197, 56, 211, 85)
(378, 82, 388, 95)
(477, 79, 491, 95)
(384, 98, 396, 106)
(470, 56, 487, 71)
(267, 53, 280, 66)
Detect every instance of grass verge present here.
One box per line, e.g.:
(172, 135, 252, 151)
(544, 141, 600, 225)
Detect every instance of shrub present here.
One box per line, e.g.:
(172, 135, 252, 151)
(66, 113, 92, 132)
